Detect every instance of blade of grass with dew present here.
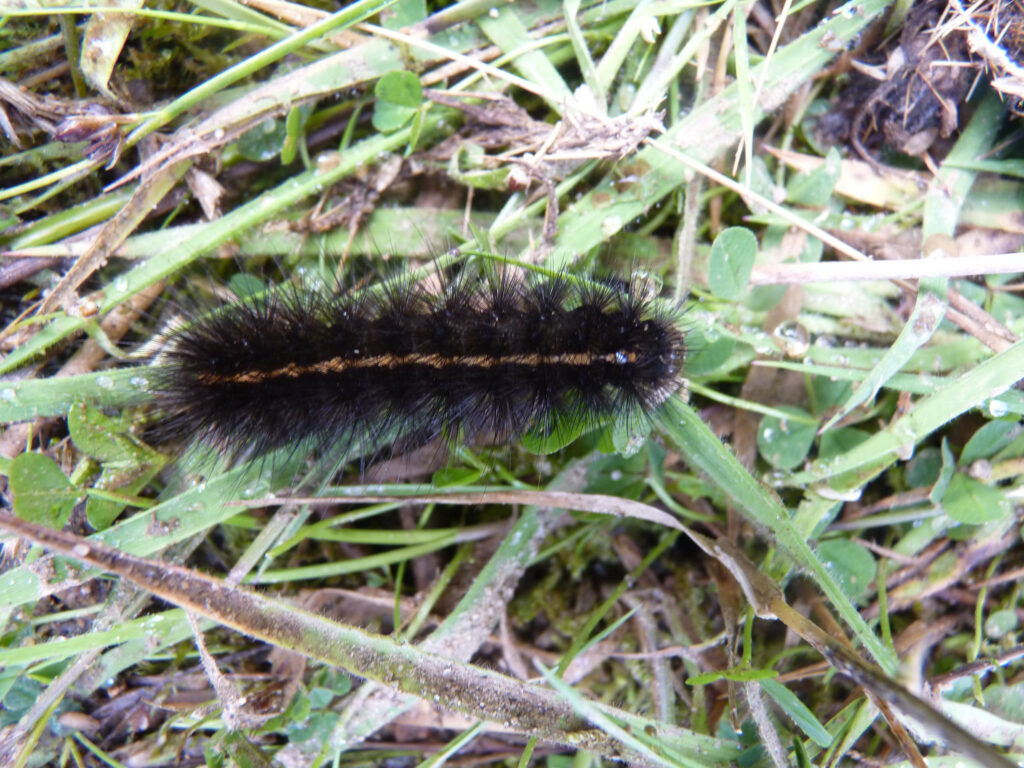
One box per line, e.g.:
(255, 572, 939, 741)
(655, 395, 898, 673)
(758, 361, 1024, 415)
(321, 505, 548, 754)
(923, 90, 1007, 243)
(630, 0, 736, 113)
(594, 1, 678, 95)
(731, 3, 754, 185)
(804, 331, 994, 375)
(5, 207, 507, 262)
(820, 290, 948, 433)
(476, 5, 573, 108)
(189, 0, 296, 36)
(0, 609, 210, 667)
(3, 188, 134, 249)
(249, 536, 493, 584)
(564, 0, 605, 107)
(0, 368, 154, 424)
(787, 338, 1024, 491)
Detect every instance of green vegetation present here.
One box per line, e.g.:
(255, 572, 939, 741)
(2, 1, 1024, 767)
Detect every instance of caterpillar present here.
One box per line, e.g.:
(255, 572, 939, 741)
(153, 266, 687, 463)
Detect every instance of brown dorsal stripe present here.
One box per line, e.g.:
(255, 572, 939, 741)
(198, 351, 638, 385)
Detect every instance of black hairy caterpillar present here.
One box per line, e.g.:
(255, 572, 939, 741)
(154, 267, 686, 463)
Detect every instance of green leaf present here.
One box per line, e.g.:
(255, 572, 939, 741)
(929, 437, 957, 505)
(816, 539, 875, 602)
(381, 0, 426, 28)
(236, 117, 288, 162)
(684, 330, 734, 377)
(281, 105, 304, 165)
(67, 403, 134, 462)
(0, 315, 84, 375)
(793, 735, 812, 768)
(942, 474, 1011, 524)
(67, 402, 165, 530)
(761, 678, 833, 748)
(0, 368, 152, 422)
(786, 147, 841, 206)
(236, 103, 312, 164)
(612, 410, 651, 457)
(757, 406, 817, 470)
(584, 451, 648, 498)
(432, 466, 483, 487)
(817, 428, 870, 461)
(1, 677, 45, 725)
(960, 420, 1021, 465)
(308, 686, 336, 709)
(372, 70, 423, 132)
(312, 667, 352, 695)
(708, 227, 757, 300)
(228, 273, 266, 299)
(822, 289, 947, 432)
(688, 667, 777, 685)
(984, 609, 1018, 640)
(905, 447, 942, 488)
(9, 453, 80, 529)
(744, 284, 787, 312)
(810, 375, 853, 412)
(521, 408, 588, 455)
(448, 143, 512, 190)
(372, 101, 419, 133)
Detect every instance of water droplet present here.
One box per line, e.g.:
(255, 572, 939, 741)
(600, 215, 623, 238)
(129, 376, 149, 390)
(772, 320, 810, 358)
(988, 399, 1008, 418)
(97, 376, 114, 389)
(114, 276, 128, 292)
(241, 484, 266, 499)
(0, 388, 16, 401)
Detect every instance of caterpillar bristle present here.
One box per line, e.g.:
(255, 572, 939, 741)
(153, 267, 687, 463)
